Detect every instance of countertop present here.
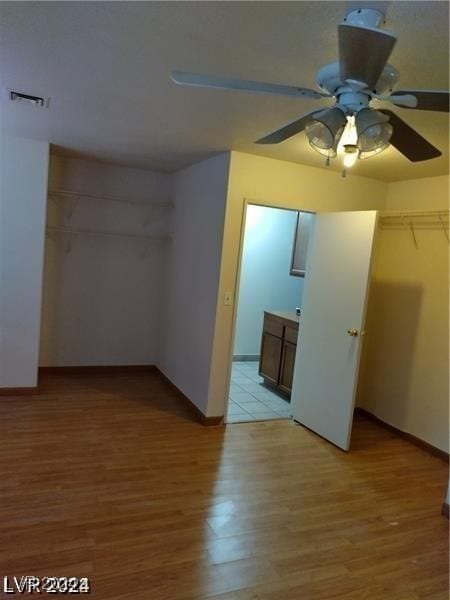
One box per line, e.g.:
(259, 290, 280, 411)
(264, 310, 300, 324)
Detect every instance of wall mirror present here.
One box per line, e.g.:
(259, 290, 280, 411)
(290, 211, 313, 277)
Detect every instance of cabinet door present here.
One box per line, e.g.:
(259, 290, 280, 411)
(259, 332, 282, 385)
(279, 340, 296, 395)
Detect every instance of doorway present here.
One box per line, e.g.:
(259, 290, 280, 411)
(226, 203, 312, 423)
(224, 204, 378, 452)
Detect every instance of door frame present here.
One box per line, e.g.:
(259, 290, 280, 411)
(223, 198, 315, 424)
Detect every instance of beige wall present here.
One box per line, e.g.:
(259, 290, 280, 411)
(358, 175, 449, 452)
(206, 151, 388, 416)
(385, 175, 449, 211)
(206, 156, 448, 455)
(158, 153, 231, 414)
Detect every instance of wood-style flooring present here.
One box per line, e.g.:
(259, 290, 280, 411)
(0, 371, 448, 599)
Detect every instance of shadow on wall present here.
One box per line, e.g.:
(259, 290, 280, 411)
(357, 279, 422, 427)
(39, 214, 65, 364)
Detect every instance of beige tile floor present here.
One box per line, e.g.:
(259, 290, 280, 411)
(226, 361, 291, 423)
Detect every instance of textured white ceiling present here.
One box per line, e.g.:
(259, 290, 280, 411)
(1, 1, 448, 181)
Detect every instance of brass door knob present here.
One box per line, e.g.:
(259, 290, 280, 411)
(347, 328, 359, 337)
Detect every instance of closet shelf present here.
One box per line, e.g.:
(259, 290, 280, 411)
(379, 209, 449, 228)
(48, 188, 173, 210)
(46, 225, 170, 242)
(379, 210, 449, 247)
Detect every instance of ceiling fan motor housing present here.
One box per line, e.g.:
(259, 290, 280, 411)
(316, 62, 399, 98)
(343, 8, 385, 29)
(337, 92, 370, 114)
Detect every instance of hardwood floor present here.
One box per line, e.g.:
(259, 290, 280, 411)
(0, 371, 448, 599)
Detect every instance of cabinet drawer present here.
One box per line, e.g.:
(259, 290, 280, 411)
(263, 315, 284, 338)
(285, 325, 298, 345)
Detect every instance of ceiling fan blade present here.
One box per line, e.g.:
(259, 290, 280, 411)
(384, 94, 418, 108)
(339, 23, 397, 89)
(390, 90, 450, 112)
(255, 110, 319, 144)
(370, 92, 417, 108)
(171, 71, 327, 100)
(379, 109, 442, 162)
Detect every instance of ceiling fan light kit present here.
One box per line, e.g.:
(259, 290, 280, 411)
(172, 5, 449, 175)
(305, 107, 347, 152)
(355, 108, 393, 156)
(343, 144, 359, 170)
(338, 115, 359, 174)
(307, 107, 393, 171)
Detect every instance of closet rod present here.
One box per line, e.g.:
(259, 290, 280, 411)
(48, 188, 172, 209)
(46, 225, 170, 242)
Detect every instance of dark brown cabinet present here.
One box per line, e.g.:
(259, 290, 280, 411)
(279, 341, 296, 395)
(259, 332, 283, 385)
(259, 311, 299, 397)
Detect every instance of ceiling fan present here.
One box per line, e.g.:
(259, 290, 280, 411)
(171, 5, 449, 172)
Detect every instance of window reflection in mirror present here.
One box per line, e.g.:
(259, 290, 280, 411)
(290, 211, 313, 277)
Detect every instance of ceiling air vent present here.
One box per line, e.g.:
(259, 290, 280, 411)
(9, 90, 48, 108)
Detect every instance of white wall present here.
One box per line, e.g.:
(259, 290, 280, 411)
(0, 135, 49, 388)
(40, 155, 172, 366)
(234, 205, 303, 358)
(358, 175, 449, 452)
(206, 151, 388, 416)
(158, 153, 231, 414)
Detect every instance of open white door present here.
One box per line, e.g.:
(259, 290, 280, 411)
(291, 211, 378, 451)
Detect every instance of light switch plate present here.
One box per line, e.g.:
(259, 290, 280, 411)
(224, 292, 233, 306)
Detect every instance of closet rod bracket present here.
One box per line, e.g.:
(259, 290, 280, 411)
(438, 214, 450, 242)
